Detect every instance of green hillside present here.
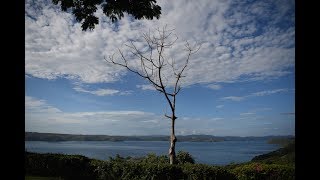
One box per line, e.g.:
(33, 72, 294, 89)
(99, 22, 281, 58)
(251, 140, 295, 165)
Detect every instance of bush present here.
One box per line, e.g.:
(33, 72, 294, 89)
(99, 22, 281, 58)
(94, 153, 235, 180)
(25, 152, 101, 180)
(26, 151, 295, 180)
(127, 151, 195, 164)
(95, 161, 236, 180)
(95, 161, 184, 180)
(181, 163, 236, 180)
(231, 162, 295, 180)
(140, 153, 169, 164)
(176, 151, 195, 164)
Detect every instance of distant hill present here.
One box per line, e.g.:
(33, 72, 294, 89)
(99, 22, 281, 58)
(25, 132, 294, 142)
(25, 132, 224, 142)
(222, 135, 294, 141)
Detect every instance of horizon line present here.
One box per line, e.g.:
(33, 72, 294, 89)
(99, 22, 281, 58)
(25, 131, 295, 138)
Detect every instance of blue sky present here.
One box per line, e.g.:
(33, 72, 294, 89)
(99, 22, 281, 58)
(25, 0, 295, 136)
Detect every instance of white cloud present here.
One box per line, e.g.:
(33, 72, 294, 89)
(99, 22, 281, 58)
(73, 86, 120, 96)
(25, 96, 169, 135)
(221, 96, 244, 101)
(136, 84, 156, 91)
(207, 84, 222, 90)
(216, 105, 224, 108)
(25, 96, 294, 136)
(240, 112, 255, 116)
(253, 107, 272, 112)
(211, 117, 224, 121)
(119, 91, 134, 95)
(25, 0, 295, 87)
(142, 120, 159, 123)
(221, 88, 291, 101)
(72, 81, 133, 96)
(25, 96, 61, 113)
(281, 112, 295, 116)
(251, 89, 288, 97)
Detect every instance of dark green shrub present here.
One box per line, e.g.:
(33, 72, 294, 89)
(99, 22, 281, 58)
(25, 152, 100, 180)
(140, 153, 169, 164)
(26, 151, 295, 180)
(95, 160, 183, 180)
(176, 151, 195, 164)
(231, 162, 295, 180)
(95, 155, 235, 180)
(181, 163, 236, 180)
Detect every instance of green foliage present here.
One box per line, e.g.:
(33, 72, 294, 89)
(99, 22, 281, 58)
(140, 153, 169, 164)
(51, 0, 161, 31)
(95, 161, 184, 180)
(176, 150, 195, 164)
(231, 163, 295, 180)
(116, 151, 194, 164)
(103, 153, 233, 179)
(95, 160, 235, 180)
(26, 150, 295, 180)
(181, 163, 236, 180)
(25, 152, 101, 180)
(231, 140, 295, 179)
(252, 141, 295, 165)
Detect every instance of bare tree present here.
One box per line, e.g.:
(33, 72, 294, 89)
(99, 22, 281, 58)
(105, 25, 200, 164)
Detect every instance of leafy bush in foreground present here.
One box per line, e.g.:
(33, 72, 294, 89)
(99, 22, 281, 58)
(137, 153, 169, 164)
(176, 151, 195, 164)
(26, 151, 295, 180)
(95, 161, 235, 180)
(180, 163, 236, 180)
(95, 161, 183, 180)
(231, 163, 295, 180)
(25, 152, 100, 180)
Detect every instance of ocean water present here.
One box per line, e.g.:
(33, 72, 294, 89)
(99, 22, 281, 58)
(25, 140, 280, 165)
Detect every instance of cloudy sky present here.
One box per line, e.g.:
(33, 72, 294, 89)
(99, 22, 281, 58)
(25, 0, 295, 136)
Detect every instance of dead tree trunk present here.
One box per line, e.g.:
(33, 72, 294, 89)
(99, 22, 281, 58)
(169, 115, 177, 164)
(106, 25, 200, 164)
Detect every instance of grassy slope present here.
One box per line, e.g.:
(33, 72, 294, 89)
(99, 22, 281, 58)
(251, 140, 295, 165)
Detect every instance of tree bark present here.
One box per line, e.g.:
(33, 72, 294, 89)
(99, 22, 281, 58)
(106, 26, 200, 165)
(169, 115, 177, 164)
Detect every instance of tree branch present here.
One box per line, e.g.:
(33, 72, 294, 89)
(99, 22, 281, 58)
(105, 26, 200, 119)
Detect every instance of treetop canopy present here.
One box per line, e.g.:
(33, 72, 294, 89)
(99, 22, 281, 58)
(52, 0, 161, 31)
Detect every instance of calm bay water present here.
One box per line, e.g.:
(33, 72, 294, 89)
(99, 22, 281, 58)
(25, 140, 280, 165)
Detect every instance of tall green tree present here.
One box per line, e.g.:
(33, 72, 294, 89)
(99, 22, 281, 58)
(52, 0, 161, 30)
